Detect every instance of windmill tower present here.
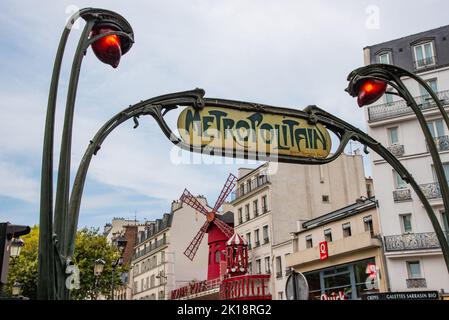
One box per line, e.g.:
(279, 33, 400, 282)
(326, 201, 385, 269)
(179, 173, 237, 281)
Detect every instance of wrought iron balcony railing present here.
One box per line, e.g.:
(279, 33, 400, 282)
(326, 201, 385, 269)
(406, 278, 427, 289)
(133, 237, 168, 260)
(419, 182, 442, 199)
(384, 232, 441, 252)
(367, 89, 449, 122)
(413, 55, 436, 69)
(393, 189, 412, 202)
(432, 135, 449, 152)
(386, 144, 405, 157)
(231, 175, 269, 201)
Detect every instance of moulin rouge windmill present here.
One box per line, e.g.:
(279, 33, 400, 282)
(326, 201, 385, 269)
(180, 173, 237, 269)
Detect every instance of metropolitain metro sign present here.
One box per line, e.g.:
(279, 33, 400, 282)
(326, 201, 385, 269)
(177, 106, 332, 160)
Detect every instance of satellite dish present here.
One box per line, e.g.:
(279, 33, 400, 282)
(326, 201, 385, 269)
(285, 270, 309, 300)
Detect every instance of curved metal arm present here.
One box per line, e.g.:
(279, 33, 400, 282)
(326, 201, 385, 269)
(347, 63, 449, 235)
(65, 89, 205, 259)
(65, 88, 449, 274)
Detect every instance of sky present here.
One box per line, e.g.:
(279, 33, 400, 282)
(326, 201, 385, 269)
(1, 0, 449, 230)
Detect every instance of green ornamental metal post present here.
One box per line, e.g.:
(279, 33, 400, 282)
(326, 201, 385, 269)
(38, 8, 134, 300)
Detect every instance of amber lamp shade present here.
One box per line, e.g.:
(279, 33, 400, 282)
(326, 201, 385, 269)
(91, 26, 122, 68)
(356, 79, 387, 107)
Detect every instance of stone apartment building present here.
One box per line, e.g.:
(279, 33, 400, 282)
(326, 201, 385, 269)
(230, 153, 370, 299)
(363, 25, 449, 292)
(130, 197, 209, 300)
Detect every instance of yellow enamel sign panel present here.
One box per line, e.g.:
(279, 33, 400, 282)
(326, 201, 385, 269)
(177, 106, 331, 159)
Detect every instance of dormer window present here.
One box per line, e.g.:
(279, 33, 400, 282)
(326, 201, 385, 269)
(378, 52, 390, 64)
(413, 41, 436, 69)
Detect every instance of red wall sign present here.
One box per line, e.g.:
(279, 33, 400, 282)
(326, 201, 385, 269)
(319, 241, 328, 260)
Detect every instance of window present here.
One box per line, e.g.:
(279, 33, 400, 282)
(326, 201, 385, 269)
(161, 251, 165, 264)
(253, 199, 259, 217)
(278, 292, 284, 300)
(264, 256, 270, 273)
(441, 211, 449, 232)
(246, 232, 252, 248)
(238, 208, 243, 224)
(324, 229, 333, 242)
(407, 261, 422, 279)
(248, 262, 252, 274)
(256, 259, 262, 274)
(150, 275, 155, 288)
(263, 225, 269, 243)
(427, 119, 445, 139)
(385, 90, 394, 105)
(245, 204, 250, 221)
(141, 278, 144, 291)
(254, 229, 260, 246)
(364, 215, 374, 236)
(378, 52, 390, 64)
(215, 250, 221, 263)
(432, 162, 449, 182)
(401, 214, 413, 233)
(159, 290, 164, 300)
(262, 195, 268, 213)
(420, 79, 438, 105)
(342, 222, 352, 238)
(306, 235, 313, 248)
(275, 256, 282, 278)
(393, 170, 407, 189)
(413, 41, 435, 68)
(246, 180, 251, 193)
(322, 195, 329, 203)
(388, 127, 399, 145)
(145, 277, 149, 289)
(133, 281, 138, 294)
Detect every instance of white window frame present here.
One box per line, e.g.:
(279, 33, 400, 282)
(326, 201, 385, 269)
(406, 260, 423, 279)
(387, 126, 399, 145)
(413, 41, 436, 69)
(378, 52, 390, 64)
(400, 213, 413, 234)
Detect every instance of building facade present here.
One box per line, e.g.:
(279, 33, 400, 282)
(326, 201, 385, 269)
(130, 198, 209, 300)
(230, 153, 370, 299)
(286, 197, 389, 300)
(363, 25, 449, 292)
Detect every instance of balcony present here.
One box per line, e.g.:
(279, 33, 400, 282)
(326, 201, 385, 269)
(254, 240, 260, 248)
(420, 182, 442, 199)
(413, 55, 436, 69)
(276, 271, 282, 279)
(231, 175, 269, 201)
(384, 232, 441, 252)
(133, 237, 168, 260)
(432, 135, 449, 152)
(367, 89, 449, 122)
(406, 278, 427, 289)
(386, 144, 405, 157)
(393, 189, 412, 202)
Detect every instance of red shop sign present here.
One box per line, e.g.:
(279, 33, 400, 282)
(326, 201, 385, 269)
(319, 241, 328, 260)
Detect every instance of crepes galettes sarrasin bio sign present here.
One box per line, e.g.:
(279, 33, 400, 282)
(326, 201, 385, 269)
(177, 106, 332, 159)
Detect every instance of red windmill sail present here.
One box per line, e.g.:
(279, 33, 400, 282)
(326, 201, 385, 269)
(180, 173, 237, 261)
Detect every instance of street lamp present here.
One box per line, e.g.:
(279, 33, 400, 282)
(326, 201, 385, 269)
(11, 282, 22, 297)
(111, 236, 127, 300)
(94, 258, 106, 277)
(346, 63, 449, 271)
(9, 238, 24, 258)
(37, 8, 134, 300)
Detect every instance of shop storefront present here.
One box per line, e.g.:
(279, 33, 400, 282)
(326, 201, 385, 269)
(304, 257, 380, 300)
